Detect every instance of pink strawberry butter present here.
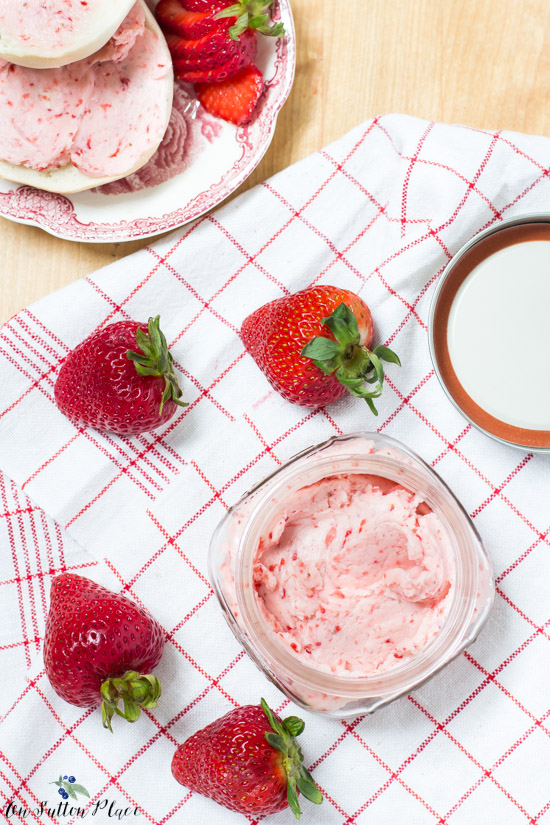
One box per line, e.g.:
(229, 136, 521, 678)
(0, 3, 171, 176)
(253, 473, 455, 676)
(0, 0, 101, 54)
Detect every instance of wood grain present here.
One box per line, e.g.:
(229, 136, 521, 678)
(1, 0, 549, 324)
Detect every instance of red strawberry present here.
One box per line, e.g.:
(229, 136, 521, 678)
(195, 0, 285, 39)
(241, 285, 401, 412)
(173, 32, 257, 80)
(180, 0, 229, 11)
(54, 315, 187, 436)
(195, 64, 263, 123)
(44, 573, 165, 731)
(171, 698, 323, 818)
(155, 0, 231, 39)
(165, 26, 254, 61)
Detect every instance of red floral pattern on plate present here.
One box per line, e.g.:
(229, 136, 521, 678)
(0, 0, 295, 243)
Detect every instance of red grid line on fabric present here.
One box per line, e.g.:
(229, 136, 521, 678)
(1, 669, 44, 724)
(400, 121, 435, 238)
(406, 618, 550, 820)
(0, 559, 98, 590)
(23, 310, 70, 353)
(3, 561, 247, 825)
(409, 701, 537, 824)
(263, 179, 388, 288)
(63, 649, 250, 825)
(0, 505, 40, 519)
(383, 373, 550, 549)
(122, 407, 321, 595)
(101, 559, 242, 710)
(465, 648, 550, 737)
(378, 370, 434, 432)
(372, 121, 505, 227)
(383, 263, 446, 348)
(0, 762, 45, 825)
(243, 412, 283, 465)
(0, 340, 59, 421)
(21, 430, 82, 490)
(1, 476, 33, 669)
(13, 485, 47, 658)
(0, 636, 42, 652)
(1, 332, 177, 501)
(495, 587, 550, 644)
(319, 148, 453, 267)
(31, 682, 156, 825)
(92, 221, 205, 331)
(412, 157, 503, 221)
(320, 148, 431, 231)
(146, 248, 240, 339)
(496, 522, 550, 585)
(207, 214, 290, 296)
(145, 511, 213, 591)
(346, 724, 445, 824)
(431, 424, 472, 467)
(6, 324, 59, 374)
(470, 454, 534, 518)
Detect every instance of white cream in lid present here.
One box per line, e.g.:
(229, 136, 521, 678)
(447, 240, 550, 431)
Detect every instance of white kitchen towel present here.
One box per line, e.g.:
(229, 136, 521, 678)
(2, 114, 550, 824)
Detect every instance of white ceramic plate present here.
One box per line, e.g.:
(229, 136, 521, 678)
(0, 0, 295, 243)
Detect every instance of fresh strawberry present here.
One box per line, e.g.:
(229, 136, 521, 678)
(171, 698, 322, 818)
(209, 0, 285, 40)
(173, 33, 257, 81)
(241, 285, 401, 412)
(195, 64, 263, 123)
(44, 573, 165, 731)
(54, 315, 187, 436)
(155, 0, 231, 39)
(180, 0, 229, 12)
(165, 26, 253, 61)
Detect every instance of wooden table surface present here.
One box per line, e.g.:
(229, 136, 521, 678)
(1, 0, 549, 324)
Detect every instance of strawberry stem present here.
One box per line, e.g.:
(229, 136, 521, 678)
(301, 302, 401, 414)
(126, 316, 187, 414)
(216, 1, 285, 40)
(100, 671, 162, 733)
(261, 698, 323, 819)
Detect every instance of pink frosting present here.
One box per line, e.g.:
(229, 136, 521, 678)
(0, 0, 98, 53)
(254, 473, 454, 676)
(0, 4, 172, 177)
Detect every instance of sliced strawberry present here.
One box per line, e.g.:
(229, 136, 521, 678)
(195, 64, 264, 125)
(165, 27, 241, 60)
(155, 0, 230, 38)
(174, 43, 254, 83)
(169, 28, 256, 77)
(180, 0, 230, 10)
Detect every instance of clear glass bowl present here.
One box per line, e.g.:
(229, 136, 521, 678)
(208, 432, 494, 717)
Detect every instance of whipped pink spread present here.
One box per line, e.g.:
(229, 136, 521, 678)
(254, 473, 454, 676)
(0, 1, 98, 53)
(0, 4, 171, 177)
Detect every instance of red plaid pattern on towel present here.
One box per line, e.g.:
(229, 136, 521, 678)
(2, 114, 550, 823)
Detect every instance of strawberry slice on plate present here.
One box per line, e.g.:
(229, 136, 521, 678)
(155, 0, 231, 38)
(180, 0, 230, 11)
(170, 29, 257, 76)
(195, 64, 264, 124)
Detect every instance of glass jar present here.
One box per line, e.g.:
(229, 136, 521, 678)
(208, 432, 494, 717)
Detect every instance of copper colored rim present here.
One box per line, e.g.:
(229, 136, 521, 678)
(430, 220, 550, 450)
